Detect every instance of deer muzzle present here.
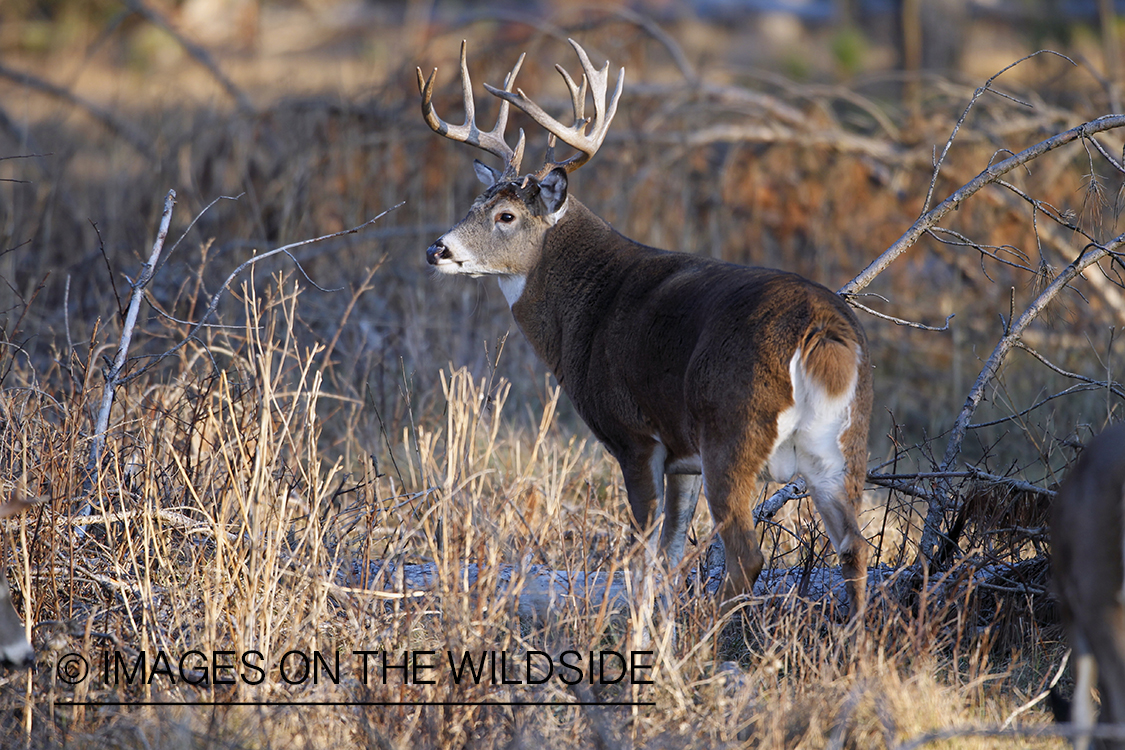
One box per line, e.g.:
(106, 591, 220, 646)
(427, 240, 454, 266)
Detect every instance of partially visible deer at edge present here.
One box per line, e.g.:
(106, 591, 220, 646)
(418, 40, 874, 618)
(1053, 423, 1125, 749)
(0, 496, 34, 669)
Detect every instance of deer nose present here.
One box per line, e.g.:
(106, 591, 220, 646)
(427, 240, 453, 265)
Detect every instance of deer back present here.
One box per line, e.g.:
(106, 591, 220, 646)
(506, 195, 867, 462)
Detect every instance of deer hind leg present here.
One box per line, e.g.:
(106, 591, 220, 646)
(786, 356, 872, 619)
(793, 422, 869, 618)
(618, 442, 703, 581)
(701, 435, 768, 614)
(617, 440, 679, 646)
(618, 440, 667, 543)
(803, 471, 868, 618)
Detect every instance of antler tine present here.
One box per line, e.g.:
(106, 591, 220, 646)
(566, 39, 610, 127)
(495, 54, 528, 177)
(554, 64, 588, 126)
(416, 41, 526, 177)
(544, 66, 586, 165)
(456, 40, 477, 127)
(485, 38, 623, 176)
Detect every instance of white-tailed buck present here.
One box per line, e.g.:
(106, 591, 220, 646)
(418, 40, 873, 617)
(1052, 423, 1125, 750)
(0, 496, 34, 669)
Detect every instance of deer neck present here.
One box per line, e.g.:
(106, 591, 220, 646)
(508, 199, 632, 376)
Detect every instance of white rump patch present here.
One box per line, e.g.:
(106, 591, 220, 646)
(766, 349, 858, 511)
(497, 275, 526, 307)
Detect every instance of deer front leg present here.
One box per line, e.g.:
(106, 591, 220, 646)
(660, 473, 701, 568)
(617, 441, 666, 541)
(616, 441, 671, 646)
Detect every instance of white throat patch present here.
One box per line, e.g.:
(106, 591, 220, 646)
(498, 275, 527, 307)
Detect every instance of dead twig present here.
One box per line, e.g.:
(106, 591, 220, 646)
(121, 201, 404, 385)
(918, 232, 1125, 562)
(753, 479, 807, 524)
(847, 299, 954, 331)
(920, 51, 1071, 216)
(840, 114, 1125, 298)
(85, 189, 177, 507)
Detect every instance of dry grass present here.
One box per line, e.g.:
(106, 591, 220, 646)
(1, 5, 1123, 748)
(0, 278, 1070, 747)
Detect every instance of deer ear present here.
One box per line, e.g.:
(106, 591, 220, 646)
(538, 167, 568, 214)
(474, 160, 501, 187)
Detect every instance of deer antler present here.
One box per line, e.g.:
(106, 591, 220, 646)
(484, 39, 624, 176)
(417, 41, 527, 179)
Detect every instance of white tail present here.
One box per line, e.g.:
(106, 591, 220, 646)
(418, 40, 873, 618)
(1053, 423, 1125, 749)
(0, 496, 34, 669)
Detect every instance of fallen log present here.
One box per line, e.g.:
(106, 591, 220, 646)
(345, 556, 905, 621)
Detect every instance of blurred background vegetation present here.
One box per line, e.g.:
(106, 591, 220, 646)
(0, 0, 1123, 745)
(4, 0, 1124, 452)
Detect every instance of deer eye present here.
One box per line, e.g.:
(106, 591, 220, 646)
(496, 212, 516, 224)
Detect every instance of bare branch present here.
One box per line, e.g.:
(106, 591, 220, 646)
(839, 114, 1125, 298)
(928, 227, 1035, 275)
(753, 479, 807, 524)
(164, 193, 243, 261)
(981, 182, 1125, 324)
(965, 466, 1057, 499)
(1087, 135, 1125, 174)
(122, 202, 405, 385)
(86, 189, 177, 495)
(646, 123, 905, 162)
(120, 0, 253, 112)
(278, 249, 345, 293)
(1016, 340, 1125, 398)
(865, 475, 938, 503)
(0, 153, 50, 162)
(920, 50, 1073, 216)
(848, 299, 954, 331)
(995, 178, 1094, 241)
(968, 382, 1116, 430)
(917, 232, 1125, 562)
(610, 6, 697, 83)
